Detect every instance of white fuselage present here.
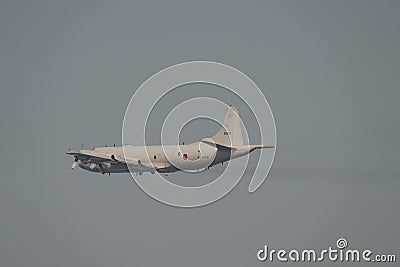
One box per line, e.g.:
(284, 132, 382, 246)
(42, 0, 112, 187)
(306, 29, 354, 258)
(77, 142, 256, 174)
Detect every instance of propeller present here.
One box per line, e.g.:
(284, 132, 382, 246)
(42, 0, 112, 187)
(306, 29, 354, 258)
(71, 156, 78, 171)
(69, 143, 84, 171)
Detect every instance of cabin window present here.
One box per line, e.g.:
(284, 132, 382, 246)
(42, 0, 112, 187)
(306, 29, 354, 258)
(178, 152, 181, 156)
(153, 155, 157, 160)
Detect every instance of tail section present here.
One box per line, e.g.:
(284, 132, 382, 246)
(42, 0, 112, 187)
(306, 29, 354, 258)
(211, 106, 244, 147)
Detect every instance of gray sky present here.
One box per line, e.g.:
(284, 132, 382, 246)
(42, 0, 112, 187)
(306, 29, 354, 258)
(1, 0, 399, 266)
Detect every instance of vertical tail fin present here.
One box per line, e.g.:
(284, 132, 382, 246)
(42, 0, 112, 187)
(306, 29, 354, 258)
(211, 106, 243, 147)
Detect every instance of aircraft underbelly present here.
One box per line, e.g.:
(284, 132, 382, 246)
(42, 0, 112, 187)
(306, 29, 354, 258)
(211, 148, 231, 166)
(78, 161, 129, 173)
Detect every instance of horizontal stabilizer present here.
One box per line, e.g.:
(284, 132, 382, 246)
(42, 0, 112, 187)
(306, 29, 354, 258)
(201, 139, 235, 151)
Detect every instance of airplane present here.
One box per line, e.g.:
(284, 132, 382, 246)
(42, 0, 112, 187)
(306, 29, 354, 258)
(67, 106, 275, 175)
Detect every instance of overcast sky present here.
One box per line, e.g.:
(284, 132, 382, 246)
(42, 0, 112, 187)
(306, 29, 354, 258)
(1, 1, 399, 266)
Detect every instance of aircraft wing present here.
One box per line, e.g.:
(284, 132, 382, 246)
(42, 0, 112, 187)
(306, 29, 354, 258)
(67, 150, 114, 163)
(67, 150, 157, 173)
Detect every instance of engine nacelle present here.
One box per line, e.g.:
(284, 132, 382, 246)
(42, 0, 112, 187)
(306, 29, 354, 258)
(101, 162, 111, 171)
(88, 163, 97, 170)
